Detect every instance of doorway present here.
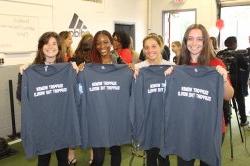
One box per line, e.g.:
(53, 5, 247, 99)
(162, 9, 196, 61)
(114, 23, 135, 49)
(220, 5, 250, 49)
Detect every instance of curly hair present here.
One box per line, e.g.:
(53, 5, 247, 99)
(112, 31, 131, 49)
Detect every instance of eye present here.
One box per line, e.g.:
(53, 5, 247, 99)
(152, 45, 157, 48)
(187, 37, 203, 42)
(195, 37, 204, 41)
(187, 37, 194, 41)
(104, 41, 109, 44)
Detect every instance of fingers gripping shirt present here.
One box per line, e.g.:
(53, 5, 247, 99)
(21, 63, 81, 158)
(78, 64, 133, 147)
(130, 65, 170, 150)
(160, 66, 224, 166)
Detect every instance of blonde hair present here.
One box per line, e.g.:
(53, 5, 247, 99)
(172, 41, 181, 48)
(143, 34, 163, 50)
(59, 31, 74, 60)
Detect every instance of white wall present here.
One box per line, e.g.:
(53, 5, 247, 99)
(150, 0, 217, 35)
(0, 0, 147, 137)
(0, 0, 147, 66)
(53, 0, 147, 52)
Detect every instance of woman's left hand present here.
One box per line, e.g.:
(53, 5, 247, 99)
(71, 62, 79, 73)
(128, 63, 135, 71)
(216, 65, 228, 82)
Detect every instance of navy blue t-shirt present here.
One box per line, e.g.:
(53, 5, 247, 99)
(130, 65, 170, 150)
(78, 64, 133, 147)
(160, 66, 224, 166)
(21, 63, 81, 158)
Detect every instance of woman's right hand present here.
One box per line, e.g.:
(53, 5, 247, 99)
(164, 66, 174, 76)
(78, 62, 85, 71)
(19, 64, 30, 75)
(133, 67, 139, 79)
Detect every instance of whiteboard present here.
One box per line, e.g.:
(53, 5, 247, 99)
(0, 0, 53, 53)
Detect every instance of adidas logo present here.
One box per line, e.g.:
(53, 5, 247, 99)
(68, 13, 88, 37)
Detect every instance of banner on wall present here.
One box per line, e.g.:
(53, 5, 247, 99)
(68, 13, 88, 37)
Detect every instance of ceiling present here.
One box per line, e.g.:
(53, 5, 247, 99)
(219, 0, 250, 6)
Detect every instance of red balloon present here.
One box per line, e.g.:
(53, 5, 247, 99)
(216, 19, 224, 30)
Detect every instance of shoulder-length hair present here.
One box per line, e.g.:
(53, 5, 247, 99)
(112, 31, 131, 49)
(178, 24, 215, 65)
(73, 32, 93, 62)
(59, 31, 74, 59)
(33, 32, 63, 64)
(91, 30, 113, 64)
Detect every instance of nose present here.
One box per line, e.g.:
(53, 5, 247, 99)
(48, 44, 54, 49)
(100, 42, 105, 48)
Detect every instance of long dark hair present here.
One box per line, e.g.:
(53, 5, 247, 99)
(178, 24, 215, 65)
(33, 32, 63, 64)
(91, 30, 113, 63)
(73, 32, 93, 63)
(112, 31, 131, 49)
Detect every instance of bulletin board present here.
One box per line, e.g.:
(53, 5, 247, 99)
(0, 0, 53, 54)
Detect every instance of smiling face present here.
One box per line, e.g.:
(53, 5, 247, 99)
(96, 34, 112, 57)
(42, 37, 59, 62)
(112, 35, 122, 51)
(186, 28, 204, 62)
(143, 38, 162, 61)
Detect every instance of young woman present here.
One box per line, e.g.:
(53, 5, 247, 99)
(165, 24, 234, 166)
(112, 30, 132, 64)
(171, 41, 182, 64)
(134, 34, 173, 166)
(18, 31, 79, 166)
(59, 31, 78, 165)
(135, 34, 173, 71)
(59, 31, 74, 62)
(89, 30, 121, 166)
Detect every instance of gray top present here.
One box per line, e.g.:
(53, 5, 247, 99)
(78, 64, 133, 147)
(130, 65, 170, 150)
(21, 63, 81, 158)
(160, 65, 224, 166)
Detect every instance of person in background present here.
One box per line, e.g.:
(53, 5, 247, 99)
(134, 34, 173, 166)
(209, 36, 220, 54)
(129, 36, 140, 64)
(70, 32, 93, 71)
(89, 30, 121, 166)
(171, 41, 182, 64)
(59, 30, 76, 165)
(112, 30, 133, 64)
(67, 32, 94, 165)
(59, 31, 74, 62)
(165, 24, 234, 166)
(158, 35, 170, 61)
(217, 36, 249, 126)
(17, 31, 79, 166)
(139, 33, 170, 62)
